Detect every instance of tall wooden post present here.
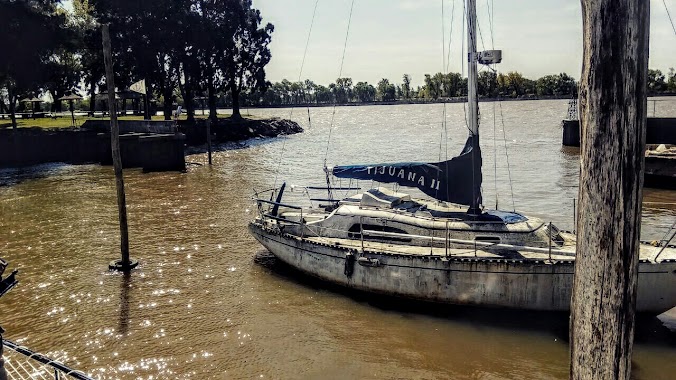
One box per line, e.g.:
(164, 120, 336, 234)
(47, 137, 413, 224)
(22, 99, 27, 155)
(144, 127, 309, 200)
(570, 1, 649, 379)
(0, 332, 6, 380)
(102, 24, 138, 272)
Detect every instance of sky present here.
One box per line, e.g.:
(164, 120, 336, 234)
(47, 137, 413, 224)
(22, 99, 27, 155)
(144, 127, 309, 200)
(252, 0, 676, 87)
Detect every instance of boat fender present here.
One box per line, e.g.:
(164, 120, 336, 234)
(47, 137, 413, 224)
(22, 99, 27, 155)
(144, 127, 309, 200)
(344, 252, 356, 277)
(357, 257, 380, 267)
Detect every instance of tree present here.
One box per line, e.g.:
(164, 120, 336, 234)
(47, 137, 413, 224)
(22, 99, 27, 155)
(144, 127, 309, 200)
(314, 84, 331, 103)
(666, 68, 676, 93)
(376, 78, 396, 101)
(304, 79, 316, 103)
(72, 0, 104, 116)
(402, 74, 411, 99)
(353, 81, 375, 102)
(536, 74, 558, 96)
(0, 0, 69, 129)
(570, 0, 648, 378)
(506, 71, 527, 97)
(221, 0, 274, 119)
(647, 69, 667, 95)
(333, 77, 352, 103)
(478, 71, 498, 98)
(554, 73, 576, 95)
(423, 74, 440, 99)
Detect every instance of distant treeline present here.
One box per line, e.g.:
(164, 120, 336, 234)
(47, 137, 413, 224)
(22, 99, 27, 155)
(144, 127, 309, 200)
(240, 68, 676, 107)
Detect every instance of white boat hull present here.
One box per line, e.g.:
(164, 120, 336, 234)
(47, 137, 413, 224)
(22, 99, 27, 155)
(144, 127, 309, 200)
(250, 223, 676, 314)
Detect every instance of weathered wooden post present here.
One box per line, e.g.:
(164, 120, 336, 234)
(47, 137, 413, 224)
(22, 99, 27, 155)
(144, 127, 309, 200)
(570, 1, 649, 379)
(0, 332, 6, 380)
(102, 24, 138, 272)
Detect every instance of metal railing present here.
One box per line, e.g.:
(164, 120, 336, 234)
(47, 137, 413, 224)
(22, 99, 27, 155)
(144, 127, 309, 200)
(2, 339, 94, 380)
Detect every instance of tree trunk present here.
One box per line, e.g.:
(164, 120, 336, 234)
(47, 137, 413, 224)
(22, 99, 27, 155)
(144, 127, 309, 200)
(207, 80, 217, 122)
(163, 80, 172, 121)
(7, 87, 17, 131)
(231, 81, 241, 119)
(143, 77, 151, 120)
(89, 75, 97, 116)
(570, 1, 649, 379)
(184, 73, 195, 123)
(53, 90, 63, 113)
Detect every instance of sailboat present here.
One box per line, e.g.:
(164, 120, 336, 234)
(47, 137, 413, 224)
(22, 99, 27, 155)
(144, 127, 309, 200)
(248, 0, 676, 313)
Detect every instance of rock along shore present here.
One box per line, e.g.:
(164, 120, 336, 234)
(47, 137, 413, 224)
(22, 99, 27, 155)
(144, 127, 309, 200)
(178, 117, 303, 146)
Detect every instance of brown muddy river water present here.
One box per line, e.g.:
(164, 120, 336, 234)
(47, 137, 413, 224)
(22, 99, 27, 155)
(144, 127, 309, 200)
(1, 100, 675, 379)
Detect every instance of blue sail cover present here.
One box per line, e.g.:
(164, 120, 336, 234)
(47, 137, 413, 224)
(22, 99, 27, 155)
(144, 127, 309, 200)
(332, 136, 482, 206)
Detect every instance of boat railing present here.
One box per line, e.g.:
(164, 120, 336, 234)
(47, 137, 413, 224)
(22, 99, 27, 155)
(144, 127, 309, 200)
(655, 219, 676, 261)
(2, 339, 95, 380)
(287, 218, 571, 258)
(361, 229, 573, 257)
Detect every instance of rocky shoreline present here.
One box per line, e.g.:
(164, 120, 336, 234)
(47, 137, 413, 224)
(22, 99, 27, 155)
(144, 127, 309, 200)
(178, 117, 303, 146)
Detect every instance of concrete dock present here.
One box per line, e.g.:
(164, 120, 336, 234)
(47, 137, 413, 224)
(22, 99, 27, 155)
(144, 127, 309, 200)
(562, 118, 676, 147)
(0, 123, 186, 172)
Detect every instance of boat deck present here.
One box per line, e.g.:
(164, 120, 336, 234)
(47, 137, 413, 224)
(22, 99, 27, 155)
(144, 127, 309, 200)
(302, 235, 676, 263)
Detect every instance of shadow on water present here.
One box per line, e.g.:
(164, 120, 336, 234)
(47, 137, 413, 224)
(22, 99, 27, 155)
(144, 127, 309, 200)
(117, 271, 132, 336)
(253, 249, 676, 347)
(185, 134, 293, 156)
(0, 163, 76, 187)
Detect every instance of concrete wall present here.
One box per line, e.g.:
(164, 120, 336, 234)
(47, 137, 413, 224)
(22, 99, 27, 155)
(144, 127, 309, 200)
(0, 129, 102, 167)
(0, 129, 185, 172)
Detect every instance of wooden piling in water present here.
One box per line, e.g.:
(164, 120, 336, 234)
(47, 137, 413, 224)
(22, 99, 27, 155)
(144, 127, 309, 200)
(570, 1, 648, 379)
(103, 24, 138, 272)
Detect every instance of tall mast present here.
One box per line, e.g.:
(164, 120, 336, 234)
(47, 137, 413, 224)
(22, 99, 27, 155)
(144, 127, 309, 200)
(467, 0, 479, 137)
(467, 0, 480, 213)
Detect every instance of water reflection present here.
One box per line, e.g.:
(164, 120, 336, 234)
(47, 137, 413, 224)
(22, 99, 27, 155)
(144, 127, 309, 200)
(118, 272, 131, 336)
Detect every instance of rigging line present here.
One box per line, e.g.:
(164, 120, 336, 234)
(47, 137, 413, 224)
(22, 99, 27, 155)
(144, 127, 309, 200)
(498, 100, 516, 211)
(445, 0, 456, 73)
(663, 0, 676, 37)
(273, 0, 320, 188)
(493, 92, 498, 209)
(442, 0, 446, 71)
(324, 0, 356, 166)
(292, 0, 320, 119)
(443, 0, 456, 162)
(487, 0, 495, 49)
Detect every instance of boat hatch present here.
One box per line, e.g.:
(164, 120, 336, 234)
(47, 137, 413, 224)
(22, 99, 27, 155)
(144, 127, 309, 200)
(360, 188, 412, 209)
(479, 210, 528, 224)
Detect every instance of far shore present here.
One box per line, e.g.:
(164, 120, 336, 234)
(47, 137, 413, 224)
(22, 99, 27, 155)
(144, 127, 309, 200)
(2, 93, 675, 130)
(243, 93, 676, 110)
